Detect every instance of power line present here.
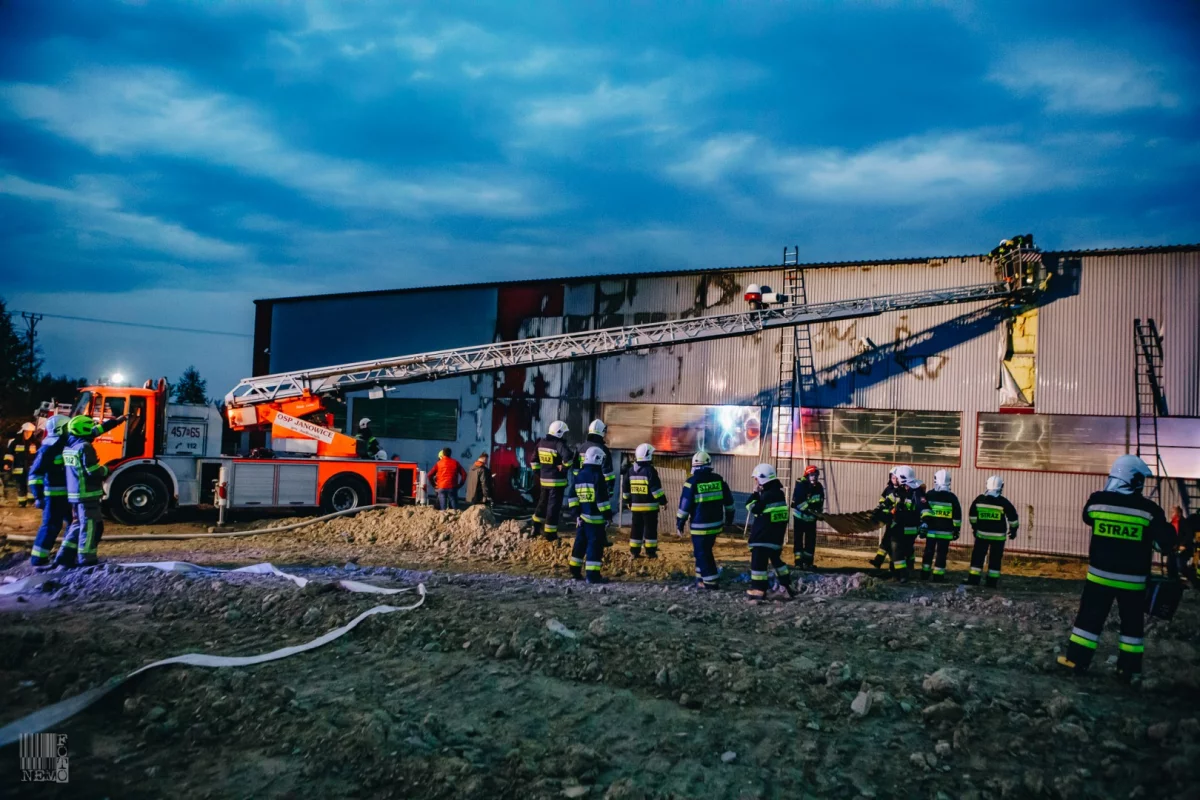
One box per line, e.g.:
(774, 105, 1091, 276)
(12, 311, 252, 338)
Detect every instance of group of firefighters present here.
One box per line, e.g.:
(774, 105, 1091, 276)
(528, 417, 1185, 684)
(8, 413, 127, 569)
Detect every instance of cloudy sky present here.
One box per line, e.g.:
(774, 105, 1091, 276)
(1, 0, 1197, 396)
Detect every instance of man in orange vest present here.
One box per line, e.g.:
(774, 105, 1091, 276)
(428, 448, 467, 510)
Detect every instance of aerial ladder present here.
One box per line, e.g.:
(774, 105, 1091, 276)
(226, 256, 1045, 447)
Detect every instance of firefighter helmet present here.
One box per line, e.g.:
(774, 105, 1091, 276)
(358, 418, 371, 430)
(933, 469, 952, 491)
(635, 443, 654, 462)
(804, 464, 820, 479)
(691, 450, 712, 468)
(45, 415, 69, 436)
(20, 422, 35, 433)
(986, 475, 1005, 494)
(587, 419, 607, 437)
(583, 446, 606, 466)
(751, 463, 777, 485)
(893, 465, 917, 486)
(1107, 455, 1152, 495)
(548, 420, 569, 438)
(67, 415, 97, 437)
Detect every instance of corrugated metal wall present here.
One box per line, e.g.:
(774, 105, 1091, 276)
(261, 248, 1200, 555)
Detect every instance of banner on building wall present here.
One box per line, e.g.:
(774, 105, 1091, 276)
(603, 403, 763, 456)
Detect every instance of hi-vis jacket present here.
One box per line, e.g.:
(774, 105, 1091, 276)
(967, 494, 1019, 540)
(1081, 490, 1176, 591)
(63, 435, 109, 503)
(623, 462, 667, 512)
(895, 483, 930, 535)
(28, 434, 68, 501)
(4, 434, 36, 475)
(746, 479, 790, 547)
(875, 481, 901, 525)
(567, 463, 613, 525)
(533, 434, 575, 488)
(677, 466, 734, 534)
(791, 479, 825, 522)
(921, 489, 962, 540)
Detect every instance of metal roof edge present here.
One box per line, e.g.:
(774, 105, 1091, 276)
(254, 242, 1200, 306)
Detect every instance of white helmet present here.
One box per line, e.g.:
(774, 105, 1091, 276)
(358, 418, 371, 430)
(691, 450, 712, 468)
(582, 446, 606, 466)
(45, 415, 69, 436)
(933, 469, 951, 491)
(751, 463, 777, 485)
(635, 443, 655, 462)
(20, 422, 36, 433)
(587, 419, 607, 437)
(986, 475, 1005, 495)
(548, 420, 569, 438)
(375, 450, 389, 461)
(893, 465, 917, 486)
(1106, 455, 1152, 495)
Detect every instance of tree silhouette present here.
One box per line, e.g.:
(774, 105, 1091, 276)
(173, 365, 208, 405)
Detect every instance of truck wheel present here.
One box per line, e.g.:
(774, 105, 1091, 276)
(320, 474, 372, 515)
(108, 471, 170, 525)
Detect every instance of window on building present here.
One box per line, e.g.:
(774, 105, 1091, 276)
(602, 403, 763, 455)
(353, 398, 458, 441)
(977, 412, 1200, 478)
(777, 408, 962, 466)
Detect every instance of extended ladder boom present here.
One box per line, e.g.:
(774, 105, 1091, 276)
(228, 281, 1026, 407)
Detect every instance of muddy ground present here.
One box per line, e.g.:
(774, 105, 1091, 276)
(1, 503, 1197, 799)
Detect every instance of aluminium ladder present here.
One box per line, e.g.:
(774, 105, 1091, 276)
(1134, 318, 1200, 513)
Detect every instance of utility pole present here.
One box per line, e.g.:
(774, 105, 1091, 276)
(21, 312, 42, 403)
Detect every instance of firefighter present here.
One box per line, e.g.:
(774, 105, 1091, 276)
(3, 422, 38, 507)
(59, 414, 126, 567)
(964, 476, 1019, 587)
(677, 451, 734, 590)
(27, 415, 71, 568)
(869, 467, 902, 569)
(1058, 455, 1178, 684)
(531, 420, 574, 541)
(889, 465, 929, 583)
(920, 469, 962, 582)
(623, 443, 667, 558)
(791, 464, 825, 569)
(356, 418, 381, 459)
(745, 463, 795, 600)
(566, 446, 612, 584)
(574, 420, 616, 492)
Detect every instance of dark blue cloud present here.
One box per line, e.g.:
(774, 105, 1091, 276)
(0, 0, 1196, 390)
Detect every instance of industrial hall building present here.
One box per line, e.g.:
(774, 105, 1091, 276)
(250, 243, 1200, 557)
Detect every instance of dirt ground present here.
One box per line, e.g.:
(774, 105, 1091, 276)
(1, 502, 1197, 799)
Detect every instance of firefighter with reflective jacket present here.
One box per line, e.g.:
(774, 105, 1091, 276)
(746, 463, 796, 600)
(26, 415, 70, 568)
(623, 443, 667, 558)
(869, 467, 903, 569)
(574, 420, 616, 493)
(965, 476, 1019, 587)
(566, 446, 613, 584)
(677, 451, 734, 590)
(59, 414, 126, 567)
(3, 422, 38, 507)
(920, 469, 962, 582)
(531, 420, 574, 541)
(889, 465, 929, 583)
(1058, 455, 1178, 683)
(356, 418, 382, 459)
(791, 464, 825, 569)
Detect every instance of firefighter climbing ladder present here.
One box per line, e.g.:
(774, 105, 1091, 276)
(228, 280, 1032, 408)
(770, 247, 819, 490)
(1134, 318, 1200, 513)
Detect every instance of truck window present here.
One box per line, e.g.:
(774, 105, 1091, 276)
(72, 391, 93, 417)
(104, 397, 126, 419)
(125, 396, 147, 458)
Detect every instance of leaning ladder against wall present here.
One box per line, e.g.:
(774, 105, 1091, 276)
(1133, 318, 1200, 515)
(771, 247, 819, 493)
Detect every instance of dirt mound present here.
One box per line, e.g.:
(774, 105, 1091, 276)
(298, 505, 528, 561)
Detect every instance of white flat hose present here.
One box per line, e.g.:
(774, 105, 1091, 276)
(0, 561, 426, 748)
(4, 503, 392, 544)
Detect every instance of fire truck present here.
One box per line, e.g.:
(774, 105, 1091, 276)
(73, 239, 1043, 526)
(73, 379, 419, 525)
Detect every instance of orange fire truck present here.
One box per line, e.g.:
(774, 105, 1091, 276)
(72, 379, 418, 525)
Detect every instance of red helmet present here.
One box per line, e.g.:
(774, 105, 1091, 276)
(804, 465, 820, 478)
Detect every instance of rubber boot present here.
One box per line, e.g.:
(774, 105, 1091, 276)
(585, 573, 608, 585)
(920, 569, 932, 581)
(932, 574, 946, 584)
(569, 565, 584, 581)
(646, 549, 658, 560)
(985, 577, 999, 588)
(629, 548, 641, 559)
(29, 556, 49, 568)
(869, 553, 886, 569)
(963, 574, 981, 586)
